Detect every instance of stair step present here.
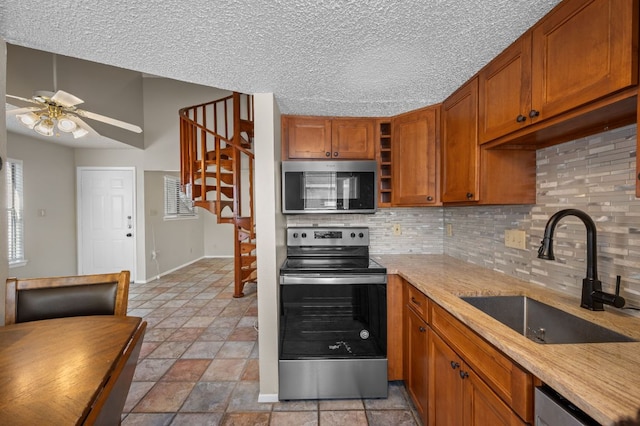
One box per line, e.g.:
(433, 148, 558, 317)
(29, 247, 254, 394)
(191, 185, 234, 199)
(241, 255, 257, 267)
(241, 268, 257, 283)
(192, 172, 234, 185)
(241, 243, 256, 254)
(194, 159, 234, 171)
(194, 200, 234, 215)
(237, 229, 255, 242)
(204, 147, 235, 161)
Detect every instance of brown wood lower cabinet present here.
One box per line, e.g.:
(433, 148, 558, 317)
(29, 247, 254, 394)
(429, 330, 526, 426)
(399, 280, 534, 425)
(405, 306, 429, 424)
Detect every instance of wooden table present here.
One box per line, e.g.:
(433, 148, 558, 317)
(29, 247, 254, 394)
(0, 315, 146, 425)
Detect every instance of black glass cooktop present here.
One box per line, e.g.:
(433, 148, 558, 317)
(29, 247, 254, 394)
(280, 257, 386, 275)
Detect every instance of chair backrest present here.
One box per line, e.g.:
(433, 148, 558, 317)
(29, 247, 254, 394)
(5, 271, 130, 325)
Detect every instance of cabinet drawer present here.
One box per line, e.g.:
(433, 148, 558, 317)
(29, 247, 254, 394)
(430, 303, 533, 423)
(406, 284, 428, 321)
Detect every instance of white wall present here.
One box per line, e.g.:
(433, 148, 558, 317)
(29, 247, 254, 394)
(144, 171, 205, 280)
(255, 93, 287, 401)
(7, 134, 77, 277)
(141, 77, 231, 170)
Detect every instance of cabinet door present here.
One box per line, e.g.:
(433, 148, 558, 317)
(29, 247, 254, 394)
(531, 0, 637, 120)
(429, 330, 464, 426)
(387, 275, 404, 381)
(464, 368, 526, 426)
(392, 106, 439, 206)
(405, 307, 429, 423)
(331, 118, 375, 159)
(283, 116, 332, 159)
(637, 89, 640, 198)
(478, 33, 532, 144)
(441, 77, 479, 203)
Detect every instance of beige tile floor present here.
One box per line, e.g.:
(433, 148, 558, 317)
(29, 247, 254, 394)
(122, 257, 420, 425)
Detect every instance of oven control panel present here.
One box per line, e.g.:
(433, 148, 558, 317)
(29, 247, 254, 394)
(286, 227, 369, 246)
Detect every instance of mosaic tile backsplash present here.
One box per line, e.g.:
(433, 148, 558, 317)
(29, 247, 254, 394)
(286, 123, 639, 309)
(444, 124, 639, 309)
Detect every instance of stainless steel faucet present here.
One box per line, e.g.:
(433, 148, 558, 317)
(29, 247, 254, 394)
(537, 208, 625, 311)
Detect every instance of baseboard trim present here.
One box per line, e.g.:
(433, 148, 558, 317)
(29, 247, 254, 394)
(258, 393, 279, 403)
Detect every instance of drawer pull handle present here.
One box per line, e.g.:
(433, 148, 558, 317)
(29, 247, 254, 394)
(450, 361, 460, 370)
(411, 297, 421, 306)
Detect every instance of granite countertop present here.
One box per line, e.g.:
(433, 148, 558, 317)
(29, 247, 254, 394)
(374, 254, 640, 426)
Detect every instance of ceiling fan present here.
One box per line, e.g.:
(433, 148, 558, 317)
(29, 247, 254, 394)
(6, 89, 142, 139)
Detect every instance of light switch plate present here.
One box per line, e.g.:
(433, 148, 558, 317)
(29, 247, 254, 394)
(505, 229, 527, 250)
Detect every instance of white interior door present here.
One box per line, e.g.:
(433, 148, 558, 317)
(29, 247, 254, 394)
(78, 168, 135, 277)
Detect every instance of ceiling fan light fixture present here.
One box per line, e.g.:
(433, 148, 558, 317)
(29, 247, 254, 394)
(34, 117, 55, 136)
(16, 112, 40, 129)
(72, 127, 89, 139)
(57, 116, 78, 133)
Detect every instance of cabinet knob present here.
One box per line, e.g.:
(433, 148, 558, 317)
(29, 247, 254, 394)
(419, 326, 426, 333)
(529, 109, 540, 118)
(466, 192, 474, 199)
(450, 361, 460, 370)
(333, 152, 339, 157)
(459, 370, 469, 379)
(325, 152, 331, 157)
(516, 114, 527, 123)
(426, 196, 433, 201)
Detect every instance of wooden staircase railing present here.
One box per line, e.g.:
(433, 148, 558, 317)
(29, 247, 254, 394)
(179, 92, 256, 298)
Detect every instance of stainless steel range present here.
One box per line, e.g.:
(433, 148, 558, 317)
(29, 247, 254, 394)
(279, 226, 388, 400)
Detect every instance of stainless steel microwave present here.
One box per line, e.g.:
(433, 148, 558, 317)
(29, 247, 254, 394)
(281, 160, 377, 214)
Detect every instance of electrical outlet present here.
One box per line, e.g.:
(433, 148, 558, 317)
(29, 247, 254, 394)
(505, 229, 527, 250)
(446, 223, 453, 237)
(392, 224, 402, 236)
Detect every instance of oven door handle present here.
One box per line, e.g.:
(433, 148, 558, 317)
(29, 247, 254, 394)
(280, 275, 387, 285)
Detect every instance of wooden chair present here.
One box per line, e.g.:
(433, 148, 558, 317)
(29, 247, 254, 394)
(5, 270, 130, 325)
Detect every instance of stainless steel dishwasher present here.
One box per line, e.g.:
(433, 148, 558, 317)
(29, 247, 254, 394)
(535, 386, 599, 426)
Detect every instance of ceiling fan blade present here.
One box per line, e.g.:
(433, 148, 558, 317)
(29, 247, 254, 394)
(65, 115, 101, 139)
(76, 109, 142, 133)
(6, 106, 44, 116)
(51, 90, 84, 107)
(6, 94, 42, 105)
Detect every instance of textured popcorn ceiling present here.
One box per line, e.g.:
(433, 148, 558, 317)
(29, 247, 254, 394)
(1, 0, 562, 117)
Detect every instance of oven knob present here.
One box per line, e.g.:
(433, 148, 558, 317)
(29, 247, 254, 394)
(301, 233, 307, 238)
(293, 233, 299, 238)
(351, 232, 356, 238)
(360, 329, 370, 340)
(359, 232, 364, 238)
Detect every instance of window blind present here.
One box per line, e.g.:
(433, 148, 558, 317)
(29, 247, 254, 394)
(164, 175, 195, 218)
(6, 159, 25, 264)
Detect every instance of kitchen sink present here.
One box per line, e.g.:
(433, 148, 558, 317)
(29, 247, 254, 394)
(460, 295, 636, 344)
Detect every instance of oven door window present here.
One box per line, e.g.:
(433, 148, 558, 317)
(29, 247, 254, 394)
(279, 283, 387, 360)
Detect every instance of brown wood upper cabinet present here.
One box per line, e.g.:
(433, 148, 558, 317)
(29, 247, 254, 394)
(479, 0, 638, 144)
(282, 115, 375, 160)
(441, 78, 479, 203)
(391, 105, 440, 206)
